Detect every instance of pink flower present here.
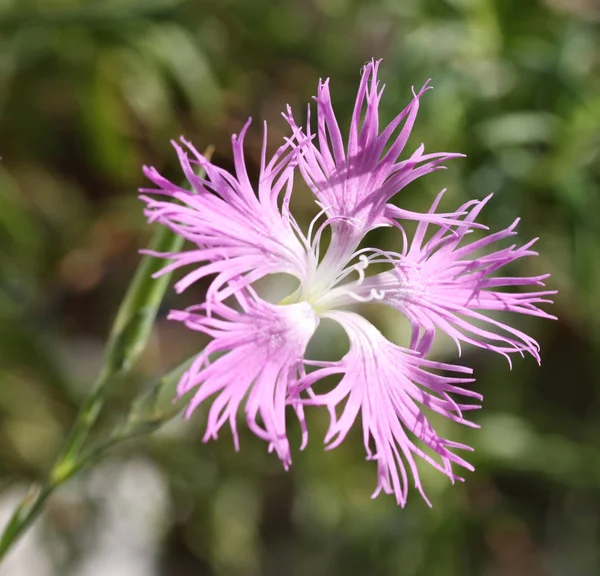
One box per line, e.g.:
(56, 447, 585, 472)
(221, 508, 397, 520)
(142, 59, 555, 506)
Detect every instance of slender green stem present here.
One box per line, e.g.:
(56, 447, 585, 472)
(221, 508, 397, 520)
(0, 355, 195, 561)
(52, 371, 111, 476)
(0, 389, 117, 560)
(52, 223, 184, 468)
(0, 148, 213, 562)
(0, 435, 112, 559)
(0, 485, 53, 558)
(51, 147, 212, 472)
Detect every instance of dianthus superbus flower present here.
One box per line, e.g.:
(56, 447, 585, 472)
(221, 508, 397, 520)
(141, 59, 555, 506)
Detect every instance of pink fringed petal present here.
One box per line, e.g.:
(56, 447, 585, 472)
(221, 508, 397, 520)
(170, 295, 319, 468)
(140, 120, 314, 303)
(285, 59, 464, 245)
(295, 311, 480, 507)
(327, 191, 557, 363)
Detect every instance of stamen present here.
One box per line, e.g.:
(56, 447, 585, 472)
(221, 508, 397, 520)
(307, 205, 332, 246)
(331, 247, 399, 287)
(288, 213, 311, 250)
(354, 254, 370, 284)
(331, 253, 389, 304)
(311, 214, 361, 261)
(353, 247, 401, 266)
(348, 288, 387, 303)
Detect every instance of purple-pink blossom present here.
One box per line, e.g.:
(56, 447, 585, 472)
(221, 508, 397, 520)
(141, 58, 556, 506)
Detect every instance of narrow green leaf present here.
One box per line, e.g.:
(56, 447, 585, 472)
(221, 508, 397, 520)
(116, 355, 196, 438)
(104, 224, 183, 375)
(103, 147, 213, 375)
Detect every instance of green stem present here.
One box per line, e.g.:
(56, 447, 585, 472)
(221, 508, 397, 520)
(0, 485, 53, 559)
(0, 149, 213, 562)
(0, 355, 194, 561)
(0, 391, 117, 561)
(0, 435, 115, 559)
(52, 371, 111, 476)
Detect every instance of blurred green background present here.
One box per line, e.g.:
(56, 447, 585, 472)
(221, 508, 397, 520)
(1, 0, 600, 574)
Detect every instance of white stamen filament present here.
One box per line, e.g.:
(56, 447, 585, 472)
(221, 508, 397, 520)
(307, 205, 332, 247)
(348, 288, 386, 303)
